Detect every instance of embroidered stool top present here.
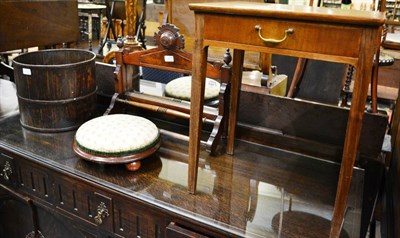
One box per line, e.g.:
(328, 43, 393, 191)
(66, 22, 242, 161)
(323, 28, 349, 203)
(73, 114, 160, 170)
(165, 76, 220, 101)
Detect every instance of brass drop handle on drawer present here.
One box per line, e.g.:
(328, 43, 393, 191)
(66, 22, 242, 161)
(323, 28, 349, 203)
(255, 25, 294, 44)
(1, 161, 12, 181)
(94, 202, 109, 225)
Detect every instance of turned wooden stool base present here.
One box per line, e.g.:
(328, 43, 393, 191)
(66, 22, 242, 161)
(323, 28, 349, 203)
(73, 139, 160, 171)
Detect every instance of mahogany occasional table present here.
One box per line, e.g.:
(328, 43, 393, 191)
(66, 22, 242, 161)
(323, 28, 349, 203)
(188, 2, 384, 237)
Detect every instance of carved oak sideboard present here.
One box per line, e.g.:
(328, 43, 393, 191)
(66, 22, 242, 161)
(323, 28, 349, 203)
(0, 115, 364, 238)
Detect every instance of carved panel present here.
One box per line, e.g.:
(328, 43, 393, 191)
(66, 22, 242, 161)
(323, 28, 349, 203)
(17, 160, 52, 204)
(113, 198, 170, 237)
(54, 176, 113, 232)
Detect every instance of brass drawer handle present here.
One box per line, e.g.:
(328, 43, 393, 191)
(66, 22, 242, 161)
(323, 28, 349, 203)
(94, 202, 109, 225)
(1, 161, 12, 181)
(255, 25, 294, 44)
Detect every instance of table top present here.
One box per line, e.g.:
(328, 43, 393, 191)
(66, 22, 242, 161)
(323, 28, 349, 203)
(189, 2, 384, 26)
(0, 114, 363, 237)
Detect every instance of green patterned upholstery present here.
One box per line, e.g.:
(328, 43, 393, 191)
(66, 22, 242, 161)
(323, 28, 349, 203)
(165, 76, 220, 101)
(75, 114, 160, 156)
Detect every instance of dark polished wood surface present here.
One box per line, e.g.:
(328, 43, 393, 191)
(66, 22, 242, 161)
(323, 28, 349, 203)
(0, 114, 363, 237)
(0, 0, 79, 52)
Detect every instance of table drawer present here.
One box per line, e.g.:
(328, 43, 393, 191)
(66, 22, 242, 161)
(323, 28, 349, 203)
(203, 14, 363, 58)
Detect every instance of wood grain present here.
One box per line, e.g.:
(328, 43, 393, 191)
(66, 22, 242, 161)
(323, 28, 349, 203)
(0, 0, 79, 51)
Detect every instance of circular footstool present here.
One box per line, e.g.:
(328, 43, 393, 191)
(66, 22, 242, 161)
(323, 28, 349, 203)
(73, 114, 160, 171)
(165, 76, 220, 101)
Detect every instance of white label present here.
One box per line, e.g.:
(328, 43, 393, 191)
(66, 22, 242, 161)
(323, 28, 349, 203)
(22, 68, 31, 75)
(164, 55, 174, 62)
(207, 80, 217, 87)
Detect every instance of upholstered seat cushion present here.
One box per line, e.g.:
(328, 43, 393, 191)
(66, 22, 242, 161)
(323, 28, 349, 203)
(75, 114, 160, 157)
(165, 76, 220, 101)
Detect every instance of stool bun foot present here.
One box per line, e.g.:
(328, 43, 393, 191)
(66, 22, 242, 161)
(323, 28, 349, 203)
(126, 161, 141, 171)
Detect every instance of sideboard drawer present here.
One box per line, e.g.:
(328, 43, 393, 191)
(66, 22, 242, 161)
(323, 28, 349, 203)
(203, 14, 362, 58)
(55, 176, 113, 232)
(18, 159, 53, 204)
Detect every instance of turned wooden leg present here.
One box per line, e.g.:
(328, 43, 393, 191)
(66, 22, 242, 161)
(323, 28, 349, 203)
(188, 14, 207, 194)
(330, 30, 376, 238)
(226, 49, 244, 155)
(88, 13, 93, 51)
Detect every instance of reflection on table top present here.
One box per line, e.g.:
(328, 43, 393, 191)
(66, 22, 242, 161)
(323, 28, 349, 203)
(0, 115, 363, 237)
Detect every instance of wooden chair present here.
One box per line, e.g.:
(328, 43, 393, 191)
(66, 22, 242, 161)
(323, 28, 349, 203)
(164, 0, 263, 69)
(369, 7, 397, 112)
(342, 17, 396, 113)
(111, 23, 232, 154)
